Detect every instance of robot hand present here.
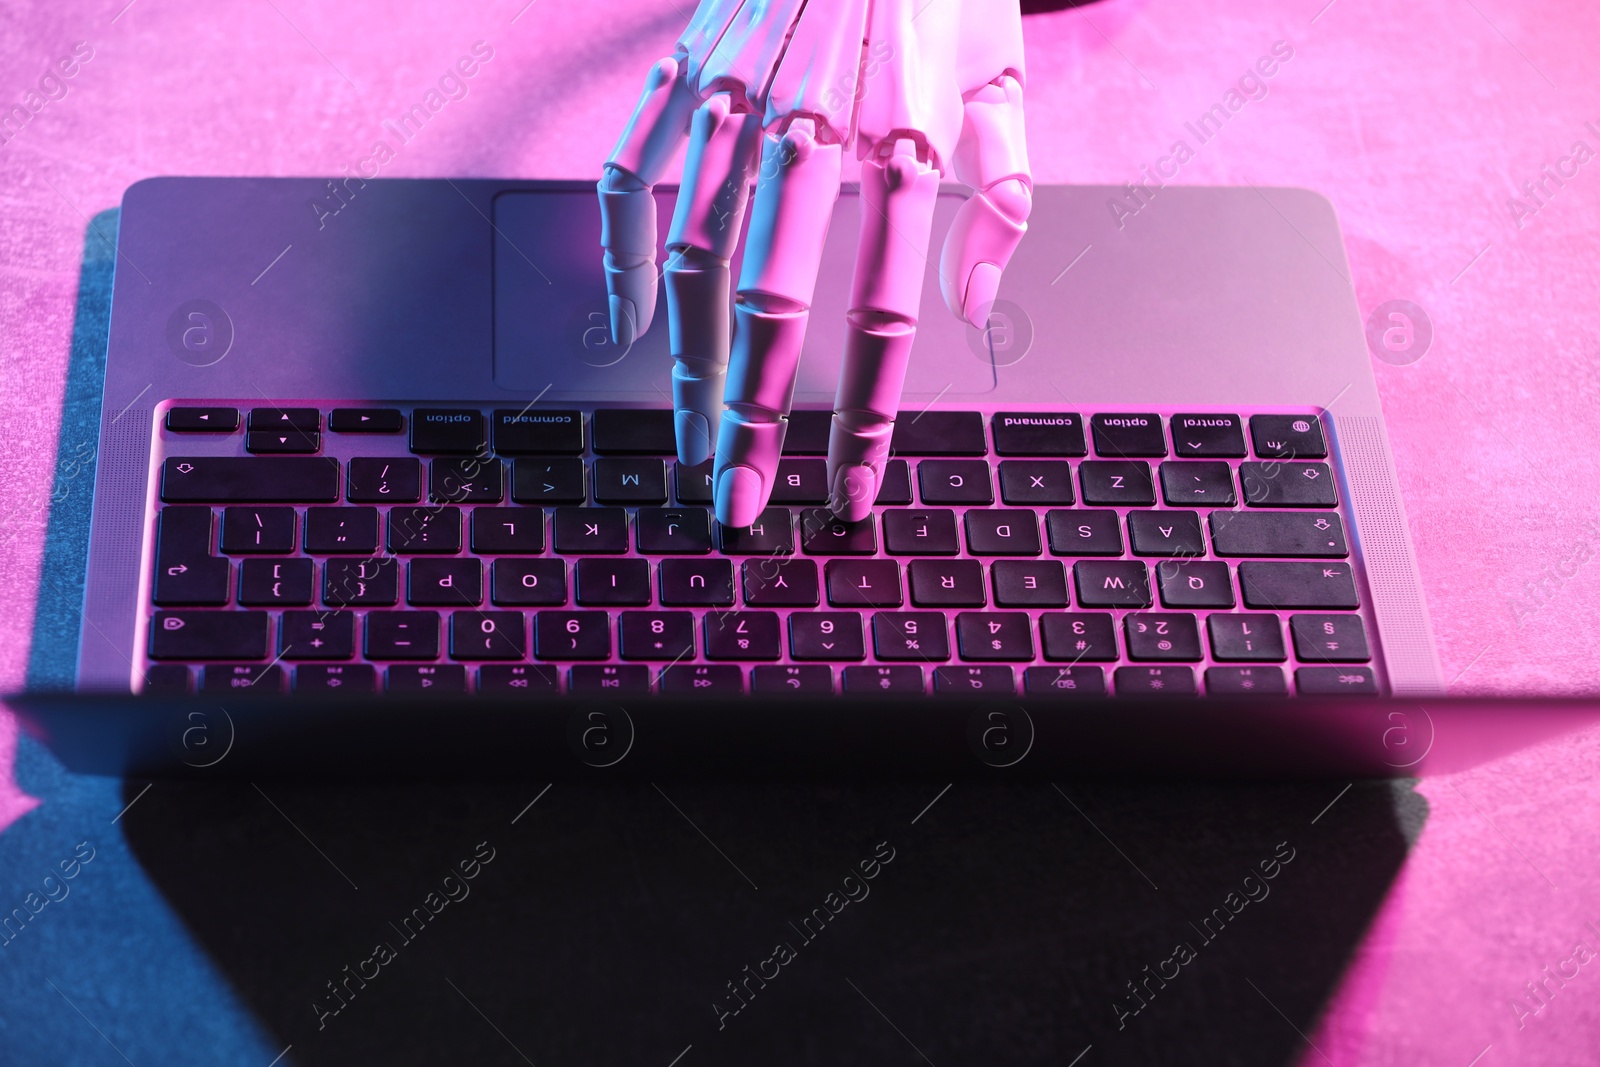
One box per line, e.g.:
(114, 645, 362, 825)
(599, 0, 1031, 526)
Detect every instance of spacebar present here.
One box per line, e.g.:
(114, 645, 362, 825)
(161, 457, 340, 502)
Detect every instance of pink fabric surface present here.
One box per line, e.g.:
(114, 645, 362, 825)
(1, 0, 1597, 1061)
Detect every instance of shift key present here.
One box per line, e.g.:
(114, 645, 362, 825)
(1210, 511, 1348, 557)
(162, 457, 339, 503)
(150, 611, 269, 659)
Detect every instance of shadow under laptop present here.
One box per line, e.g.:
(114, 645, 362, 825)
(120, 776, 1422, 1066)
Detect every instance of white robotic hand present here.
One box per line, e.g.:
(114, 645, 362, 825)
(599, 0, 1032, 527)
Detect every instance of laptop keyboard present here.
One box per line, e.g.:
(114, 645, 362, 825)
(139, 404, 1382, 698)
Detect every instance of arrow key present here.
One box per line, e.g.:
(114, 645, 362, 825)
(246, 429, 320, 454)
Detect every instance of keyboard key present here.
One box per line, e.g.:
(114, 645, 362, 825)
(387, 507, 463, 553)
(593, 457, 667, 505)
(827, 559, 904, 607)
(620, 611, 696, 660)
(552, 507, 629, 553)
(891, 411, 986, 455)
(741, 558, 820, 606)
(478, 664, 561, 694)
(883, 509, 960, 555)
(1079, 461, 1155, 506)
(386, 664, 465, 693)
(490, 559, 567, 605)
(365, 611, 440, 659)
(934, 666, 1015, 693)
(246, 430, 319, 454)
(956, 612, 1034, 661)
(1295, 666, 1378, 694)
(449, 611, 526, 659)
(1240, 462, 1338, 508)
(1210, 512, 1348, 558)
(571, 664, 652, 693)
(1239, 561, 1359, 609)
(660, 558, 735, 606)
(471, 508, 545, 554)
(324, 557, 399, 605)
(143, 665, 190, 695)
(907, 559, 984, 607)
(305, 507, 379, 553)
(782, 410, 833, 455)
(296, 663, 376, 692)
(166, 407, 238, 432)
(1091, 413, 1165, 457)
(770, 458, 829, 504)
(492, 409, 583, 454)
(150, 610, 269, 660)
(661, 665, 745, 694)
(1046, 509, 1122, 555)
(753, 664, 834, 694)
(1024, 666, 1106, 697)
(1205, 666, 1286, 695)
(430, 458, 505, 503)
(592, 408, 675, 454)
(789, 612, 866, 660)
(991, 559, 1068, 607)
(1290, 614, 1371, 662)
(1128, 511, 1205, 557)
(1114, 665, 1196, 695)
(872, 612, 949, 661)
(201, 664, 283, 692)
(704, 611, 782, 659)
(999, 460, 1075, 505)
(1124, 612, 1202, 661)
(1039, 613, 1118, 661)
(281, 611, 355, 659)
(153, 507, 229, 606)
(1074, 561, 1151, 607)
(239, 558, 314, 605)
(843, 665, 925, 694)
(800, 509, 877, 555)
(675, 461, 714, 505)
(1156, 561, 1234, 608)
(638, 508, 712, 554)
(1171, 414, 1246, 457)
(329, 407, 403, 433)
(965, 510, 1041, 555)
(575, 558, 652, 606)
(535, 611, 611, 659)
(918, 460, 994, 504)
(1207, 614, 1286, 661)
(348, 457, 422, 503)
(992, 412, 1086, 455)
(410, 409, 487, 455)
(1160, 461, 1236, 507)
(874, 460, 914, 505)
(248, 407, 319, 432)
(409, 559, 483, 605)
(1250, 415, 1327, 459)
(512, 458, 586, 504)
(161, 457, 339, 503)
(717, 507, 794, 555)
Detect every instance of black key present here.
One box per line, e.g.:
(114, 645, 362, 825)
(329, 407, 403, 433)
(387, 507, 463, 553)
(1074, 560, 1151, 607)
(965, 510, 1041, 555)
(162, 457, 339, 503)
(782, 410, 833, 455)
(883, 509, 960, 556)
(827, 559, 903, 607)
(753, 664, 834, 694)
(843, 665, 925, 694)
(1239, 561, 1359, 609)
(1240, 462, 1338, 508)
(790, 612, 865, 660)
(535, 611, 611, 659)
(410, 409, 487, 455)
(142, 664, 191, 695)
(891, 411, 986, 455)
(365, 611, 441, 659)
(1251, 415, 1327, 459)
(918, 460, 993, 504)
(1090, 413, 1165, 457)
(956, 612, 1034, 661)
(280, 611, 355, 659)
(246, 430, 319, 454)
(430, 458, 505, 503)
(999, 460, 1075, 505)
(1207, 614, 1286, 661)
(201, 664, 283, 692)
(874, 460, 914, 505)
(512, 458, 587, 505)
(348, 457, 422, 503)
(471, 508, 545, 554)
(1160, 461, 1236, 507)
(386, 664, 466, 693)
(305, 507, 379, 553)
(934, 666, 1015, 693)
(799, 509, 876, 555)
(991, 560, 1068, 607)
(1040, 613, 1118, 661)
(239, 558, 314, 605)
(149, 610, 268, 660)
(1205, 666, 1287, 695)
(1210, 512, 1348, 558)
(449, 611, 526, 659)
(1024, 666, 1106, 697)
(717, 508, 794, 555)
(638, 508, 712, 554)
(907, 559, 984, 607)
(1046, 509, 1122, 556)
(1127, 511, 1205, 557)
(872, 612, 949, 661)
(552, 507, 629, 554)
(1171, 414, 1246, 457)
(153, 507, 229, 606)
(1114, 666, 1196, 695)
(620, 611, 696, 660)
(492, 409, 583, 454)
(676, 461, 714, 505)
(1296, 666, 1378, 694)
(570, 664, 651, 694)
(575, 558, 652, 606)
(704, 611, 782, 660)
(1156, 561, 1234, 608)
(490, 559, 567, 606)
(1079, 461, 1155, 506)
(166, 407, 238, 432)
(593, 457, 667, 505)
(408, 559, 483, 605)
(992, 412, 1086, 456)
(592, 408, 675, 454)
(770, 459, 829, 504)
(478, 664, 561, 694)
(741, 558, 820, 607)
(660, 558, 735, 606)
(1124, 612, 1202, 661)
(1290, 614, 1371, 662)
(248, 407, 319, 432)
(661, 665, 745, 694)
(323, 557, 399, 606)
